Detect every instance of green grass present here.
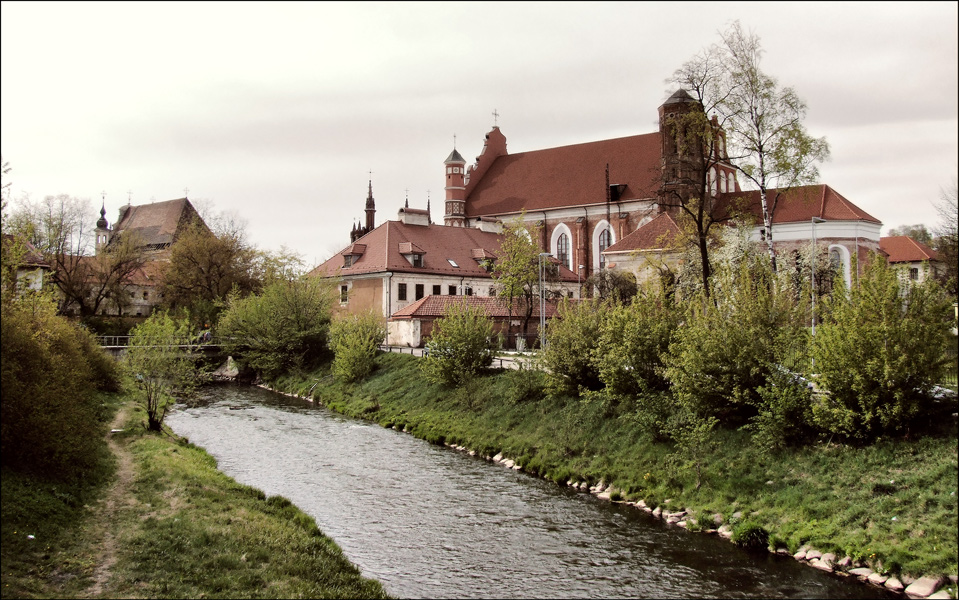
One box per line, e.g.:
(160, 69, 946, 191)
(271, 352, 959, 581)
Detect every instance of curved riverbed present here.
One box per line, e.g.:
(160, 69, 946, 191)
(167, 384, 896, 599)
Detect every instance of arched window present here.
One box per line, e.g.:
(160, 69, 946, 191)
(720, 169, 727, 193)
(598, 228, 611, 270)
(557, 233, 570, 270)
(709, 167, 718, 197)
(726, 171, 735, 193)
(551, 224, 573, 270)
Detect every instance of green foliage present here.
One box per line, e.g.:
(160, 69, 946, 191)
(541, 297, 605, 396)
(665, 408, 719, 490)
(0, 293, 112, 477)
(421, 300, 494, 388)
(811, 253, 954, 441)
(125, 311, 200, 431)
(664, 257, 805, 425)
(746, 370, 815, 452)
(594, 282, 679, 399)
(732, 520, 771, 551)
(217, 277, 337, 381)
(328, 311, 385, 383)
(503, 360, 547, 404)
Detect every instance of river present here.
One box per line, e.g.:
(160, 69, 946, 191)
(166, 384, 896, 599)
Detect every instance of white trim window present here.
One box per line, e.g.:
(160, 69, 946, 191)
(551, 223, 573, 270)
(593, 220, 614, 271)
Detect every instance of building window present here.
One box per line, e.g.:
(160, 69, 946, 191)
(449, 285, 457, 295)
(598, 228, 611, 269)
(415, 284, 425, 300)
(433, 284, 441, 296)
(909, 267, 919, 281)
(557, 233, 570, 270)
(464, 286, 473, 296)
(409, 254, 423, 268)
(340, 285, 348, 303)
(398, 283, 407, 301)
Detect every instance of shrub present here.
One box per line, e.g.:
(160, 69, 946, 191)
(746, 370, 815, 451)
(421, 301, 494, 388)
(732, 520, 770, 551)
(218, 277, 337, 381)
(811, 253, 954, 441)
(541, 297, 605, 396)
(328, 312, 385, 383)
(0, 295, 103, 478)
(664, 258, 805, 426)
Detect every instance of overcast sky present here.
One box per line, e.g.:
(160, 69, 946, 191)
(2, 1, 956, 266)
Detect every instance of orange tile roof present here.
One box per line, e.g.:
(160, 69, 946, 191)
(723, 184, 881, 225)
(2, 234, 49, 268)
(605, 212, 682, 253)
(465, 133, 663, 217)
(310, 220, 579, 281)
(879, 236, 940, 263)
(390, 294, 564, 319)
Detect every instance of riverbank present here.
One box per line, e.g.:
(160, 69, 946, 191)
(269, 351, 958, 599)
(0, 393, 391, 599)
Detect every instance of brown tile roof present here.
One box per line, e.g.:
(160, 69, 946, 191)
(112, 198, 205, 248)
(879, 236, 940, 263)
(310, 220, 579, 281)
(605, 212, 682, 253)
(2, 234, 49, 268)
(721, 184, 881, 225)
(390, 294, 564, 320)
(465, 133, 663, 217)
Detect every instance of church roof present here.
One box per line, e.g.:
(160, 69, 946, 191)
(720, 184, 882, 225)
(445, 149, 465, 164)
(112, 198, 205, 249)
(605, 212, 682, 253)
(464, 133, 663, 217)
(879, 236, 940, 263)
(310, 220, 578, 281)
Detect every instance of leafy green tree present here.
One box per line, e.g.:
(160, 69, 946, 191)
(541, 297, 605, 396)
(491, 216, 552, 344)
(716, 21, 830, 272)
(664, 255, 806, 426)
(421, 301, 494, 388)
(328, 311, 385, 383)
(125, 311, 199, 431)
(159, 220, 260, 328)
(887, 223, 934, 247)
(217, 277, 337, 381)
(811, 253, 953, 441)
(585, 269, 638, 303)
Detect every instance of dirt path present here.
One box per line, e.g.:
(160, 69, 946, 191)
(80, 406, 137, 598)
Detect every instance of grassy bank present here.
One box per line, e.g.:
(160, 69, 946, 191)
(272, 352, 958, 586)
(1, 392, 391, 599)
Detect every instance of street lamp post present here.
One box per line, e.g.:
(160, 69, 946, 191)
(539, 252, 551, 350)
(578, 265, 584, 297)
(811, 217, 826, 364)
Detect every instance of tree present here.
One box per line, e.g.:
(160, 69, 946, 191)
(932, 179, 958, 297)
(7, 194, 148, 316)
(125, 311, 199, 431)
(217, 276, 338, 381)
(328, 311, 385, 383)
(717, 21, 830, 272)
(491, 217, 552, 344)
(159, 221, 260, 327)
(540, 297, 605, 396)
(811, 253, 953, 441)
(421, 301, 494, 388)
(887, 223, 934, 246)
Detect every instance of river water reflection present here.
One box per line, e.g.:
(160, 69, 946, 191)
(167, 384, 895, 599)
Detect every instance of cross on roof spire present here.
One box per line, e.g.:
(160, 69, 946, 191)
(492, 109, 499, 127)
(183, 187, 189, 198)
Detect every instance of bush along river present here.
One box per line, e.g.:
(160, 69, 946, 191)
(167, 384, 899, 599)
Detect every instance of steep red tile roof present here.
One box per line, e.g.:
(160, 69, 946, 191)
(879, 236, 940, 263)
(112, 198, 206, 248)
(310, 220, 578, 281)
(723, 184, 881, 225)
(390, 294, 564, 320)
(465, 133, 663, 217)
(605, 212, 682, 253)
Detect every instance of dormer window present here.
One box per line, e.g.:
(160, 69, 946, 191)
(411, 254, 424, 268)
(398, 241, 425, 267)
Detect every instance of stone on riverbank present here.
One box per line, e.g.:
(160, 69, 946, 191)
(904, 576, 945, 598)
